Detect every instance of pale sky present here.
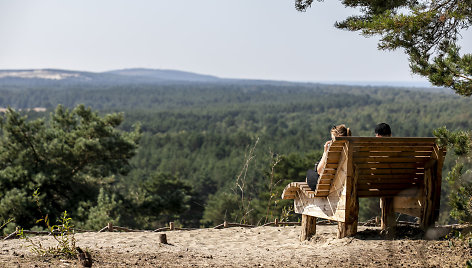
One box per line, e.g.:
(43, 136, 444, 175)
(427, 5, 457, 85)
(1, 0, 471, 83)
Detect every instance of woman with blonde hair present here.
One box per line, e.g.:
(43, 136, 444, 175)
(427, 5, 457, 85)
(307, 124, 352, 190)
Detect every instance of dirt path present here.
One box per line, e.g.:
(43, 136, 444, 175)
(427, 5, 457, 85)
(1, 225, 470, 267)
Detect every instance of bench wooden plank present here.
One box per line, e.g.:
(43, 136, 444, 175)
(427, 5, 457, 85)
(319, 174, 334, 180)
(353, 146, 434, 152)
(358, 183, 422, 190)
(293, 193, 346, 222)
(358, 179, 423, 185)
(321, 168, 336, 175)
(354, 157, 431, 163)
(329, 146, 344, 151)
(335, 137, 437, 143)
(282, 194, 296, 199)
(354, 151, 433, 157)
(316, 184, 332, 190)
(327, 157, 341, 164)
(356, 163, 426, 169)
(357, 169, 423, 175)
(358, 174, 424, 180)
(325, 163, 341, 169)
(353, 143, 435, 149)
(358, 188, 420, 197)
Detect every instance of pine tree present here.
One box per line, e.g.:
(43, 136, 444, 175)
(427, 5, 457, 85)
(0, 104, 140, 228)
(295, 0, 472, 95)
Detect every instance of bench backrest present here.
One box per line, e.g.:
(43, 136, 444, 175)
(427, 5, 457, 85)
(315, 137, 446, 198)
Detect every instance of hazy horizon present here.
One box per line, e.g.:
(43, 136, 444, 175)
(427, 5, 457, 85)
(2, 1, 471, 85)
(0, 67, 447, 89)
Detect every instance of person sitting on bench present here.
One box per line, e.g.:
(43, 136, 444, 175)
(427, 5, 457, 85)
(306, 124, 352, 190)
(375, 122, 391, 137)
(317, 124, 352, 174)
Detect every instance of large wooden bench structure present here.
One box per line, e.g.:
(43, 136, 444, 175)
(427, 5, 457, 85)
(281, 137, 446, 239)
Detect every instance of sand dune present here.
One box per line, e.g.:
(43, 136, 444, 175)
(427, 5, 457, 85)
(1, 225, 470, 267)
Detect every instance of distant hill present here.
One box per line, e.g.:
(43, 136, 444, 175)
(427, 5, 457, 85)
(0, 68, 222, 87)
(0, 68, 448, 95)
(105, 68, 221, 82)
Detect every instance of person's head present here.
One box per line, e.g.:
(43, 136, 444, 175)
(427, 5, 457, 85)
(331, 124, 352, 140)
(375, 123, 392, 137)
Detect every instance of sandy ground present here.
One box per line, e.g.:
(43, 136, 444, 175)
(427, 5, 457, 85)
(1, 225, 471, 267)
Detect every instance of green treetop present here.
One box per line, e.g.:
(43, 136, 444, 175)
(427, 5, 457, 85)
(0, 105, 140, 228)
(295, 0, 472, 96)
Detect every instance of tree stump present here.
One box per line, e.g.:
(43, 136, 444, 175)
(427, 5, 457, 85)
(76, 247, 92, 267)
(159, 234, 168, 244)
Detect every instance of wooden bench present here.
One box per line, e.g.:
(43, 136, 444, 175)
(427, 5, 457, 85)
(281, 137, 446, 239)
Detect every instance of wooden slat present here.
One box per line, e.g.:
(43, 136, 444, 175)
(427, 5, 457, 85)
(358, 169, 423, 175)
(327, 151, 341, 158)
(329, 146, 344, 151)
(354, 151, 432, 157)
(353, 146, 434, 152)
(327, 157, 341, 164)
(353, 143, 435, 148)
(318, 179, 333, 185)
(316, 184, 331, 190)
(358, 188, 420, 197)
(358, 179, 423, 185)
(325, 163, 340, 169)
(281, 182, 300, 199)
(319, 174, 334, 180)
(356, 163, 425, 169)
(354, 157, 430, 163)
(335, 137, 437, 143)
(358, 174, 424, 180)
(314, 189, 330, 193)
(358, 183, 422, 190)
(321, 168, 336, 175)
(300, 185, 314, 192)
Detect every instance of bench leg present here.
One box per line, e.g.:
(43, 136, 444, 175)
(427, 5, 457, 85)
(337, 194, 359, 238)
(420, 168, 436, 230)
(380, 197, 396, 235)
(300, 214, 316, 241)
(337, 221, 357, 238)
(337, 163, 359, 239)
(338, 176, 359, 238)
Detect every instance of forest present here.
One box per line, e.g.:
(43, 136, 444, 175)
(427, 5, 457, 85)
(1, 78, 471, 233)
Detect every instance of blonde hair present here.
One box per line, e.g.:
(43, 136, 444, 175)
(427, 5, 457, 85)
(331, 124, 351, 137)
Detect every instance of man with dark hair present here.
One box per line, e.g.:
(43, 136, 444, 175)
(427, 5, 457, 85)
(375, 123, 392, 137)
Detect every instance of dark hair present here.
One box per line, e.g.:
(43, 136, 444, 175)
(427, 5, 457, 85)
(375, 123, 391, 136)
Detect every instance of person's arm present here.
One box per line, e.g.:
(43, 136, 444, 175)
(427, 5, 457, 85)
(317, 140, 332, 174)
